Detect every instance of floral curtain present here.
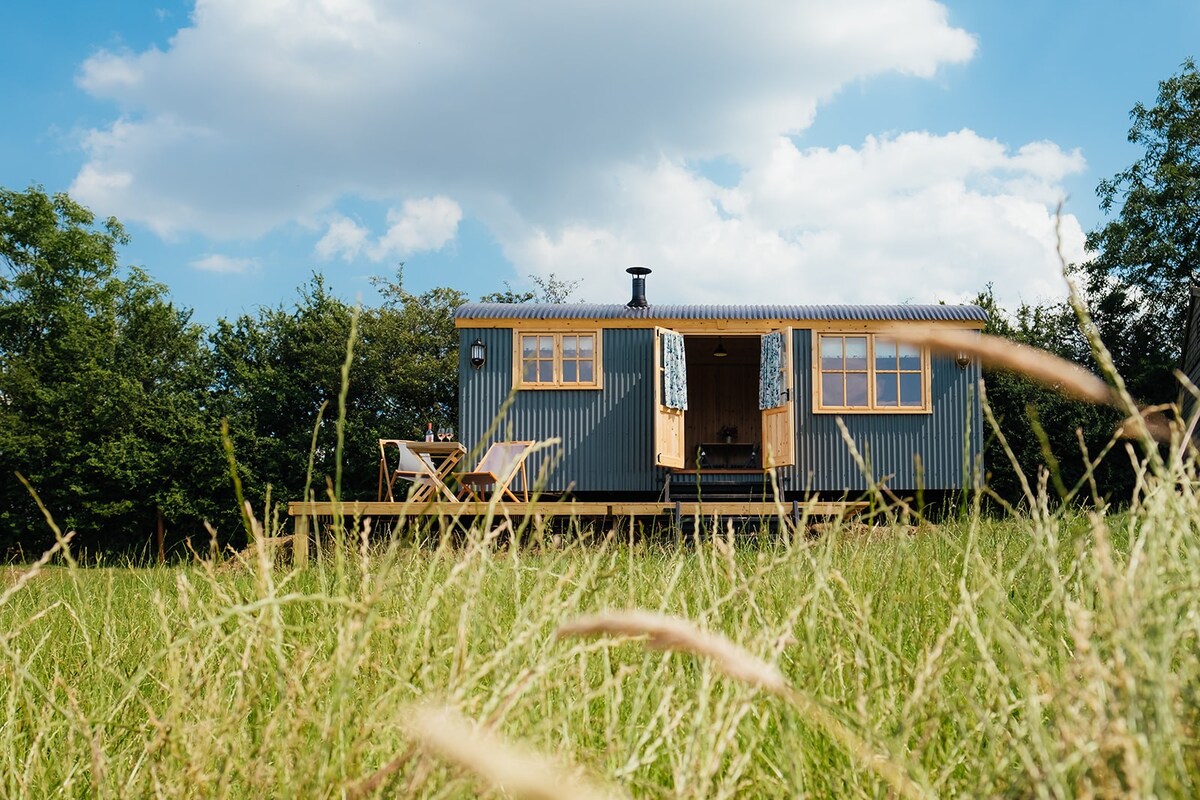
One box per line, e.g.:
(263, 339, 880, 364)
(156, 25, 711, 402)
(758, 331, 784, 409)
(661, 331, 688, 410)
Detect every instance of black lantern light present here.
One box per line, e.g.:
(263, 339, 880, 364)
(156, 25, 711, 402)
(955, 350, 971, 369)
(713, 337, 728, 358)
(470, 338, 487, 369)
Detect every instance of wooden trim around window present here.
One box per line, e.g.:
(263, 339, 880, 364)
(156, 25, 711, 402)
(512, 330, 604, 390)
(812, 333, 932, 414)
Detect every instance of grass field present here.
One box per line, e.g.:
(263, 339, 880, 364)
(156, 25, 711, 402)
(4, 301, 1200, 798)
(3, 471, 1199, 798)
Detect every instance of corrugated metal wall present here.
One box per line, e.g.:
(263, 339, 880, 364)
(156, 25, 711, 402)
(458, 328, 658, 493)
(459, 327, 983, 495)
(790, 329, 983, 492)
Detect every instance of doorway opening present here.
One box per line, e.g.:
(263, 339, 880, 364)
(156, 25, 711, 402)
(683, 335, 761, 470)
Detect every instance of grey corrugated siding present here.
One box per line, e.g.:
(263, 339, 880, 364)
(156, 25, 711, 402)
(459, 328, 658, 493)
(458, 327, 983, 495)
(457, 303, 988, 322)
(791, 329, 983, 492)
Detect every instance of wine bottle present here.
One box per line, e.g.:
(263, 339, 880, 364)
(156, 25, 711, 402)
(425, 422, 434, 442)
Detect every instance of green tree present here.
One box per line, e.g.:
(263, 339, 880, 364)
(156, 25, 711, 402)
(0, 186, 218, 556)
(973, 287, 1131, 508)
(480, 272, 582, 303)
(209, 269, 467, 521)
(1080, 58, 1200, 403)
(364, 270, 467, 443)
(209, 275, 355, 521)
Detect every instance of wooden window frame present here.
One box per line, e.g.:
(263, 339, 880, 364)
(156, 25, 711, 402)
(813, 333, 931, 414)
(513, 330, 603, 390)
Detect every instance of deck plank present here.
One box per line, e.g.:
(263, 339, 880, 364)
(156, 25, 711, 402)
(287, 500, 866, 518)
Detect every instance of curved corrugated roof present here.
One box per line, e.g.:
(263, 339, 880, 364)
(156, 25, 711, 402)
(456, 302, 989, 322)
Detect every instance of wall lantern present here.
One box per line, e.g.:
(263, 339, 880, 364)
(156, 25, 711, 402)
(955, 350, 972, 369)
(470, 338, 487, 369)
(713, 338, 728, 358)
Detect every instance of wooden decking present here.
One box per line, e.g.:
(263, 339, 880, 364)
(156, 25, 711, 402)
(286, 499, 868, 566)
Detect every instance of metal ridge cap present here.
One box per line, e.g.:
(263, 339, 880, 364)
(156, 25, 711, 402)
(455, 302, 989, 320)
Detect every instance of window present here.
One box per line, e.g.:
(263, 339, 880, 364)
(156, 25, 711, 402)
(515, 331, 602, 389)
(816, 334, 928, 412)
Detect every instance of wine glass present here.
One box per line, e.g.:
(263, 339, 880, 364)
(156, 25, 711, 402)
(444, 427, 454, 443)
(437, 426, 448, 442)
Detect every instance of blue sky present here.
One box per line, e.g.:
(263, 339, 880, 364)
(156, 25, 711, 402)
(3, 0, 1198, 323)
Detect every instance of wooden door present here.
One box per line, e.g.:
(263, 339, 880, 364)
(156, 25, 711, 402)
(654, 327, 686, 469)
(760, 327, 796, 468)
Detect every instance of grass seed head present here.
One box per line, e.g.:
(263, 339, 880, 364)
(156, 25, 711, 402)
(557, 610, 788, 695)
(885, 328, 1115, 405)
(409, 704, 620, 800)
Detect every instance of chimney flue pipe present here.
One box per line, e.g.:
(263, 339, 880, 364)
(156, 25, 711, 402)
(626, 266, 651, 308)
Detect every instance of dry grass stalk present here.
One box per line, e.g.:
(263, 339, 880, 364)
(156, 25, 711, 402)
(408, 705, 620, 800)
(346, 743, 417, 799)
(557, 610, 787, 694)
(884, 328, 1115, 405)
(557, 611, 929, 800)
(1116, 404, 1174, 443)
(0, 530, 75, 608)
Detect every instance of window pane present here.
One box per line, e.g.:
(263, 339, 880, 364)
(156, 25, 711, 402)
(562, 336, 577, 359)
(562, 361, 577, 382)
(846, 373, 868, 406)
(875, 339, 897, 371)
(522, 361, 537, 382)
(822, 373, 844, 406)
(578, 335, 594, 355)
(898, 343, 921, 371)
(521, 336, 536, 358)
(820, 336, 843, 370)
(845, 337, 867, 371)
(538, 361, 553, 382)
(875, 373, 898, 405)
(538, 336, 554, 359)
(900, 373, 923, 406)
(578, 360, 594, 382)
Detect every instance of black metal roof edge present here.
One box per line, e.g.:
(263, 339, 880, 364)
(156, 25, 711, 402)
(456, 302, 990, 322)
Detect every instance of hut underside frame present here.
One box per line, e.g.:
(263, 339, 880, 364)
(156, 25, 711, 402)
(285, 499, 868, 566)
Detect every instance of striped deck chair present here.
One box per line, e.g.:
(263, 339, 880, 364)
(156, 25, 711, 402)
(457, 441, 535, 502)
(378, 439, 444, 502)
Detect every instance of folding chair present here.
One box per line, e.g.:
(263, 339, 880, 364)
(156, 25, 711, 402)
(457, 441, 535, 502)
(378, 439, 453, 502)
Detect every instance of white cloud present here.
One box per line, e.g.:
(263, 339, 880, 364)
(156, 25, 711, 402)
(315, 196, 462, 261)
(504, 132, 1088, 308)
(190, 254, 257, 273)
(372, 196, 462, 259)
(77, 51, 144, 93)
(70, 0, 975, 238)
(315, 214, 369, 261)
(68, 1, 1090, 309)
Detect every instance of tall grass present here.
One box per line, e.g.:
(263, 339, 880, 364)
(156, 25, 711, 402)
(2, 482, 1198, 797)
(3, 263, 1200, 797)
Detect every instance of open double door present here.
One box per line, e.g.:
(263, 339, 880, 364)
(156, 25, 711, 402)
(653, 327, 795, 470)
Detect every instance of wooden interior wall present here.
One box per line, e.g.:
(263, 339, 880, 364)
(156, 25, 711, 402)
(684, 337, 760, 467)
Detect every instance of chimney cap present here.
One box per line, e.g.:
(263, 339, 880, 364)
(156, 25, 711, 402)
(626, 266, 652, 276)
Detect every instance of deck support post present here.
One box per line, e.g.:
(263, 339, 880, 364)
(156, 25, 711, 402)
(294, 514, 309, 568)
(672, 501, 682, 545)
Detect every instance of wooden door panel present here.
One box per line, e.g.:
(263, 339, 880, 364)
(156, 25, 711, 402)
(654, 327, 686, 468)
(760, 327, 796, 468)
